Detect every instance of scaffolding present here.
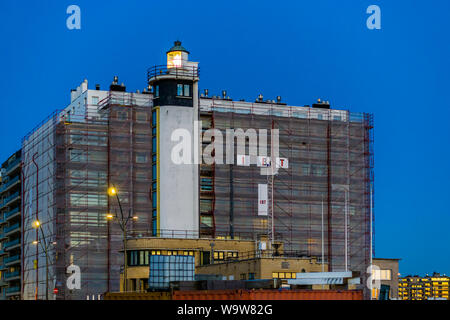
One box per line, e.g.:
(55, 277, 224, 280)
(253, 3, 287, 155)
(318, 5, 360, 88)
(21, 92, 154, 300)
(20, 90, 374, 299)
(198, 98, 374, 296)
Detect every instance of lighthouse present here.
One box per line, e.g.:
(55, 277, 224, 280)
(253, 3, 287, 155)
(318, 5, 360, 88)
(148, 41, 200, 237)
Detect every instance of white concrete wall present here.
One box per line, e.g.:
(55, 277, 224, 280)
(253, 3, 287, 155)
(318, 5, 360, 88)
(65, 86, 109, 121)
(159, 105, 199, 237)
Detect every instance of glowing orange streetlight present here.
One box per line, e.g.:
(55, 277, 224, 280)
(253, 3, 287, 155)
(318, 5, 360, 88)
(107, 186, 117, 196)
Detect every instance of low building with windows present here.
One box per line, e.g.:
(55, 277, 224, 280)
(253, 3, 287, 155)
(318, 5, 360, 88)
(122, 236, 332, 292)
(196, 254, 327, 287)
(399, 273, 449, 300)
(122, 237, 258, 292)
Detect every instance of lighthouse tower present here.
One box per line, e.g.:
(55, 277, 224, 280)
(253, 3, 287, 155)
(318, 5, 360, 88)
(148, 41, 200, 237)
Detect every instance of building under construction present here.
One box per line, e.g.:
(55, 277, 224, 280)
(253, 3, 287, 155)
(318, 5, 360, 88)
(20, 41, 374, 299)
(198, 98, 374, 276)
(22, 83, 154, 300)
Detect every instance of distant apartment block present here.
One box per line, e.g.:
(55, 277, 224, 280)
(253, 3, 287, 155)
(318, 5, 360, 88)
(399, 273, 449, 300)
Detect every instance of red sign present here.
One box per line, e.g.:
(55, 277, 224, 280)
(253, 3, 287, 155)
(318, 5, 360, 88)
(53, 288, 59, 294)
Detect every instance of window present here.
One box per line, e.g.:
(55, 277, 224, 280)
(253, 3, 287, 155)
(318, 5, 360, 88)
(249, 273, 255, 280)
(272, 272, 296, 279)
(200, 216, 213, 228)
(152, 110, 157, 126)
(136, 112, 147, 122)
(128, 250, 150, 266)
(152, 219, 157, 236)
(155, 85, 159, 97)
(70, 149, 85, 162)
(200, 199, 212, 212)
(92, 96, 99, 105)
(240, 273, 247, 280)
(301, 164, 310, 176)
(213, 251, 238, 261)
(136, 194, 148, 204)
(152, 191, 157, 208)
(135, 134, 147, 144)
(118, 110, 128, 120)
(152, 137, 157, 153)
(374, 269, 392, 281)
(177, 83, 190, 97)
(136, 170, 148, 181)
(136, 152, 148, 163)
(152, 165, 157, 181)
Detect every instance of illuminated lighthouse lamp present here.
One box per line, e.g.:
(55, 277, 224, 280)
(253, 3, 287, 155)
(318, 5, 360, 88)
(167, 40, 190, 68)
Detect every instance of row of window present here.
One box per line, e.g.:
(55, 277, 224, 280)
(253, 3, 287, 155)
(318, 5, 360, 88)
(128, 250, 196, 266)
(213, 251, 238, 261)
(113, 110, 149, 122)
(240, 273, 256, 280)
(272, 272, 297, 279)
(127, 249, 241, 266)
(153, 84, 191, 98)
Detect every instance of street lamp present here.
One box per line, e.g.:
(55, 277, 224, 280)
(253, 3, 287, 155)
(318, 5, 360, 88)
(332, 184, 349, 272)
(107, 186, 117, 196)
(106, 185, 138, 292)
(32, 219, 51, 300)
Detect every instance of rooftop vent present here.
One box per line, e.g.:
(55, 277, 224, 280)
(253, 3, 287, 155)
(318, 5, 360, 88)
(256, 94, 263, 103)
(312, 98, 330, 109)
(110, 76, 126, 92)
(95, 84, 100, 90)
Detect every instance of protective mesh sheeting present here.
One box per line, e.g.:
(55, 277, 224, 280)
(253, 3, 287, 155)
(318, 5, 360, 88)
(22, 93, 154, 300)
(200, 108, 373, 295)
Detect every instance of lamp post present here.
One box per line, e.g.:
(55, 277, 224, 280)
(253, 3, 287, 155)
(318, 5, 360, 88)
(107, 186, 138, 293)
(32, 219, 51, 300)
(331, 184, 349, 272)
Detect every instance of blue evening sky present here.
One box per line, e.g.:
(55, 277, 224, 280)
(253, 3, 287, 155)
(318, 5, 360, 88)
(1, 0, 449, 276)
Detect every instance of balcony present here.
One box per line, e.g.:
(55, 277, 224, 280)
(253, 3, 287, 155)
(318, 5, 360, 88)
(0, 192, 20, 208)
(147, 65, 200, 83)
(0, 175, 20, 194)
(0, 232, 6, 240)
(4, 207, 20, 221)
(5, 286, 20, 296)
(4, 223, 20, 236)
(4, 255, 20, 266)
(0, 215, 4, 225)
(4, 270, 20, 281)
(0, 248, 6, 256)
(4, 159, 21, 175)
(4, 239, 20, 251)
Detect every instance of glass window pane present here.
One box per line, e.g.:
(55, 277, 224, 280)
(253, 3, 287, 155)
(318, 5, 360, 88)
(177, 84, 183, 96)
